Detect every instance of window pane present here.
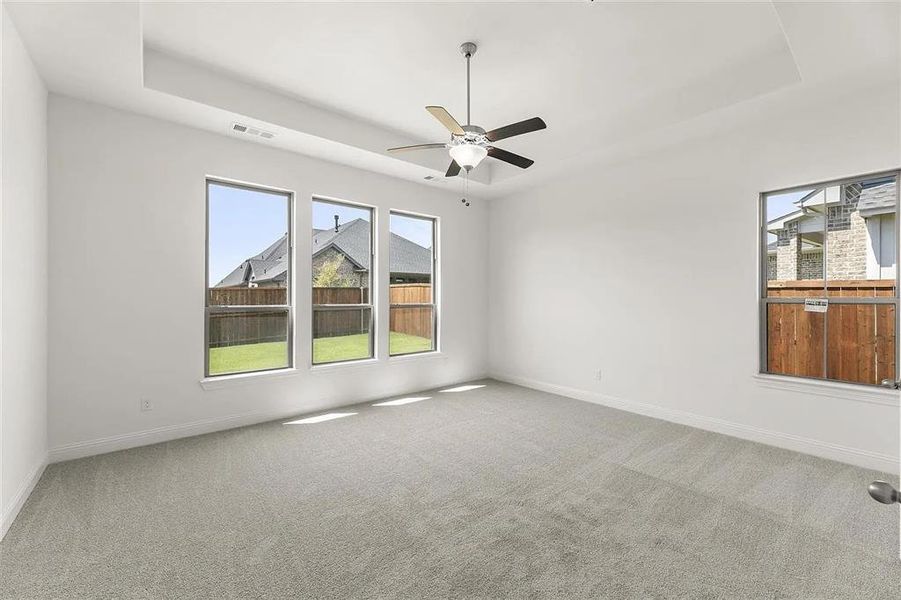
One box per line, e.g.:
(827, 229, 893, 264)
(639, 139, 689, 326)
(389, 212, 435, 355)
(765, 187, 824, 297)
(766, 303, 825, 379)
(208, 183, 289, 305)
(826, 176, 897, 297)
(826, 303, 895, 385)
(313, 307, 372, 364)
(207, 181, 291, 377)
(312, 200, 372, 290)
(312, 199, 373, 365)
(390, 306, 434, 355)
(208, 309, 289, 375)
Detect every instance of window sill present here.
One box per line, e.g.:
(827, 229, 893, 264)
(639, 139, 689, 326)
(309, 357, 380, 374)
(200, 367, 298, 390)
(388, 351, 446, 364)
(200, 352, 449, 387)
(753, 373, 899, 407)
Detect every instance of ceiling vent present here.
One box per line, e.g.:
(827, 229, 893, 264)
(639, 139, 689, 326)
(232, 122, 275, 140)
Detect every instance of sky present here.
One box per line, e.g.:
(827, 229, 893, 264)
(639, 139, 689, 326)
(765, 188, 812, 244)
(389, 213, 433, 249)
(208, 184, 433, 285)
(312, 201, 433, 249)
(208, 184, 288, 285)
(312, 201, 370, 232)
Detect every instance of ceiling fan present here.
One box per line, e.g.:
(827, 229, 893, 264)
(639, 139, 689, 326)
(387, 42, 546, 177)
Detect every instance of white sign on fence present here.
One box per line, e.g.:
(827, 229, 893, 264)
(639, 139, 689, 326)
(804, 298, 829, 313)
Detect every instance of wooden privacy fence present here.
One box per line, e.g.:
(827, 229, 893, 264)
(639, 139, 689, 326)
(313, 287, 371, 338)
(209, 287, 286, 306)
(208, 309, 288, 348)
(313, 287, 370, 305)
(766, 280, 896, 385)
(209, 284, 432, 345)
(389, 284, 432, 339)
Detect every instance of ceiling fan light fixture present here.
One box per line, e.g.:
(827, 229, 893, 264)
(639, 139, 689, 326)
(449, 143, 488, 170)
(386, 42, 545, 177)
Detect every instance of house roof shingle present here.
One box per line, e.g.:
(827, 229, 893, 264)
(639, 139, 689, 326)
(216, 218, 431, 287)
(857, 180, 896, 217)
(216, 233, 289, 287)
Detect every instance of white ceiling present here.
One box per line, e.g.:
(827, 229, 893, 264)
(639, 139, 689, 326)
(6, 1, 900, 198)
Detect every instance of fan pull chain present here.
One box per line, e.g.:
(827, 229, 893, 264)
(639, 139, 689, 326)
(461, 172, 471, 208)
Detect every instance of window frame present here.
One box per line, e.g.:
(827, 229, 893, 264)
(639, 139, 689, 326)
(204, 178, 295, 378)
(758, 168, 900, 387)
(389, 209, 439, 357)
(311, 196, 376, 366)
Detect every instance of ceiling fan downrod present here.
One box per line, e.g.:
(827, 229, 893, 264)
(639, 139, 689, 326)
(461, 42, 477, 126)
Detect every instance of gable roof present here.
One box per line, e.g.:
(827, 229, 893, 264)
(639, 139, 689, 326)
(216, 218, 432, 287)
(215, 233, 289, 287)
(312, 219, 372, 270)
(311, 218, 432, 275)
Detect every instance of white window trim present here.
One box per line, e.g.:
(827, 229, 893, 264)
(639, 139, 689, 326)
(388, 209, 439, 357)
(200, 367, 298, 390)
(311, 196, 376, 366)
(758, 169, 900, 389)
(205, 178, 295, 379)
(752, 373, 899, 407)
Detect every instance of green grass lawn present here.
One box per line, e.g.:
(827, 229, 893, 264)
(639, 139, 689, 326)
(209, 331, 433, 375)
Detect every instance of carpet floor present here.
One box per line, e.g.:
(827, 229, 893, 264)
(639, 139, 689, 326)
(1, 380, 898, 599)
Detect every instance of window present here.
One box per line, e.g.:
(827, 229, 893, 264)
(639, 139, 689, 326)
(312, 199, 374, 364)
(761, 171, 898, 386)
(206, 180, 292, 376)
(389, 212, 437, 356)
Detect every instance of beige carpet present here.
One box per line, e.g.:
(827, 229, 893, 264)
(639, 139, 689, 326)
(1, 380, 898, 599)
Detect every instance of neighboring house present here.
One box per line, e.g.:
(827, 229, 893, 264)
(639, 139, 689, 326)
(216, 233, 289, 288)
(215, 218, 432, 288)
(767, 178, 896, 281)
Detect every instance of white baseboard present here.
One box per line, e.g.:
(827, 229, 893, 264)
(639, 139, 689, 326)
(1, 458, 47, 540)
(490, 372, 900, 474)
(49, 374, 492, 463)
(48, 408, 290, 463)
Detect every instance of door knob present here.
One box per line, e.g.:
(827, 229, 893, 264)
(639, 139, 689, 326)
(868, 480, 900, 504)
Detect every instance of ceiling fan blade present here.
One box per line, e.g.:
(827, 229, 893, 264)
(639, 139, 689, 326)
(387, 143, 447, 153)
(426, 106, 465, 136)
(445, 160, 461, 177)
(487, 147, 534, 169)
(485, 117, 547, 142)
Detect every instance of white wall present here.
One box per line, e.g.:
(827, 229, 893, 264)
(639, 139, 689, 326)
(47, 96, 489, 459)
(488, 80, 901, 473)
(1, 8, 49, 537)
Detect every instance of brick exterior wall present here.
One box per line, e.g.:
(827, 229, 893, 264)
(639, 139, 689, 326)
(312, 248, 369, 288)
(799, 251, 823, 279)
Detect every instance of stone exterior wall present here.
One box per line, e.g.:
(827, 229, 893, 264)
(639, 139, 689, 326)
(769, 183, 869, 281)
(767, 255, 777, 280)
(825, 183, 868, 280)
(312, 248, 369, 288)
(775, 221, 800, 280)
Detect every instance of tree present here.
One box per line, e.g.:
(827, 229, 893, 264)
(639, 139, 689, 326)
(313, 254, 354, 287)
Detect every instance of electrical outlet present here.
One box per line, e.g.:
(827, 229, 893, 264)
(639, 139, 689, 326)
(140, 398, 153, 412)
